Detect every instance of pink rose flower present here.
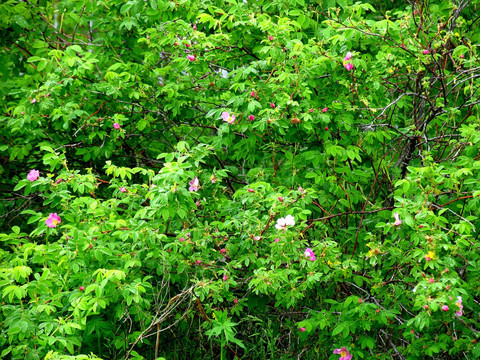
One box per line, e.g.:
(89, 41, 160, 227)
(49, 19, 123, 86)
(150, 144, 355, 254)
(423, 49, 430, 55)
(250, 90, 256, 97)
(221, 112, 235, 124)
(344, 63, 354, 71)
(187, 54, 195, 61)
(442, 305, 449, 311)
(322, 107, 328, 113)
(119, 187, 127, 193)
(46, 213, 61, 228)
(268, 36, 274, 41)
(304, 248, 316, 261)
(223, 275, 228, 281)
(299, 327, 306, 332)
(248, 189, 254, 193)
(333, 347, 352, 360)
(113, 122, 120, 129)
(393, 212, 402, 226)
(455, 296, 463, 316)
(189, 177, 199, 191)
(27, 169, 40, 181)
(248, 115, 255, 121)
(344, 52, 352, 61)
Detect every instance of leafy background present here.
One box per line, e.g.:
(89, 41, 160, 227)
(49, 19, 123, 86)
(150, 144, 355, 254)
(1, 0, 480, 359)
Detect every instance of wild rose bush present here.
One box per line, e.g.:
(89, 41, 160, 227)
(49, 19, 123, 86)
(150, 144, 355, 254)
(1, 0, 480, 359)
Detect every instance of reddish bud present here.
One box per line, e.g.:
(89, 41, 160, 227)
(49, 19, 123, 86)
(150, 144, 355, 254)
(324, 127, 329, 131)
(460, 54, 465, 59)
(248, 115, 255, 121)
(422, 273, 426, 277)
(444, 268, 449, 273)
(185, 43, 191, 48)
(419, 225, 423, 228)
(278, 197, 284, 202)
(376, 309, 380, 313)
(414, 9, 418, 15)
(424, 305, 429, 309)
(309, 108, 314, 113)
(270, 103, 275, 109)
(250, 90, 256, 97)
(192, 24, 197, 30)
(79, 286, 84, 291)
(248, 189, 254, 193)
(446, 285, 450, 290)
(89, 244, 93, 249)
(428, 278, 434, 284)
(220, 248, 226, 253)
(234, 298, 238, 304)
(410, 329, 415, 334)
(358, 298, 363, 304)
(268, 36, 274, 41)
(382, 282, 386, 286)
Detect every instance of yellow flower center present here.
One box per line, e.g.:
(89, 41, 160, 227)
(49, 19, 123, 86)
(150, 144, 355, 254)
(52, 219, 59, 226)
(340, 351, 347, 357)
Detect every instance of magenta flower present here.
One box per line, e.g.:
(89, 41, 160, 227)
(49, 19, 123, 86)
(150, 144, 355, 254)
(344, 52, 352, 61)
(274, 238, 280, 243)
(220, 248, 226, 253)
(442, 305, 449, 312)
(189, 177, 199, 191)
(268, 36, 274, 41)
(393, 212, 402, 226)
(187, 54, 196, 61)
(79, 286, 84, 291)
(275, 215, 295, 230)
(344, 63, 354, 71)
(428, 278, 434, 284)
(113, 122, 120, 129)
(221, 112, 235, 124)
(46, 213, 61, 228)
(322, 107, 328, 113)
(195, 260, 202, 265)
(119, 187, 127, 193)
(223, 275, 228, 281)
(179, 237, 185, 242)
(250, 90, 256, 97)
(278, 196, 283, 202)
(423, 49, 430, 55)
(456, 296, 463, 316)
(27, 169, 40, 181)
(248, 115, 255, 121)
(210, 175, 217, 184)
(333, 347, 352, 360)
(299, 327, 306, 332)
(304, 248, 316, 261)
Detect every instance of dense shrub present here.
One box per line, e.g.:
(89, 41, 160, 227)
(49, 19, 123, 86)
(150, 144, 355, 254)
(1, 0, 480, 358)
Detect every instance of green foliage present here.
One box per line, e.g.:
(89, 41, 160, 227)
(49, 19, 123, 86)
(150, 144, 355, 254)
(1, 0, 480, 358)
